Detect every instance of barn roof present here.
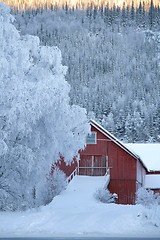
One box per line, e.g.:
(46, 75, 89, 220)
(125, 143, 160, 172)
(90, 120, 148, 171)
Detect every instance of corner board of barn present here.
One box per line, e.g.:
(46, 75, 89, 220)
(57, 120, 160, 205)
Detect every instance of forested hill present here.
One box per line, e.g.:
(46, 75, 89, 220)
(13, 3, 160, 143)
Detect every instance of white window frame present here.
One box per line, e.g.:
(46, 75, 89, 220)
(86, 131, 97, 144)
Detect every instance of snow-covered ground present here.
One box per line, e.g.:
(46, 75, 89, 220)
(0, 176, 160, 238)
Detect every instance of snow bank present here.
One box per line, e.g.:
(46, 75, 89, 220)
(0, 176, 160, 238)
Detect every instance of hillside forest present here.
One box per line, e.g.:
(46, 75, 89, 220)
(13, 1, 160, 143)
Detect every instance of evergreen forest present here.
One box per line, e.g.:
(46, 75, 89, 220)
(13, 1, 160, 142)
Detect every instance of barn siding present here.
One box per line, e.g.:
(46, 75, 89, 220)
(107, 140, 137, 204)
(108, 142, 136, 180)
(81, 126, 109, 156)
(108, 180, 136, 204)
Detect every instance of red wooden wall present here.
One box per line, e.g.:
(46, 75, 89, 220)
(107, 140, 137, 204)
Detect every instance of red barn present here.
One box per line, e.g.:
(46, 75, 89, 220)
(58, 120, 160, 205)
(79, 120, 147, 204)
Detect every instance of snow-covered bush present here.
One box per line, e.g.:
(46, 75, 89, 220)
(47, 167, 67, 204)
(136, 187, 160, 208)
(94, 188, 118, 203)
(0, 3, 89, 211)
(136, 188, 160, 227)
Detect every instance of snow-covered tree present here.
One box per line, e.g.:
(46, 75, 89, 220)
(47, 167, 67, 204)
(136, 187, 160, 208)
(136, 188, 160, 227)
(0, 3, 90, 211)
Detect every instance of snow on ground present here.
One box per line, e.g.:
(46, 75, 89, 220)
(125, 143, 160, 171)
(0, 176, 160, 238)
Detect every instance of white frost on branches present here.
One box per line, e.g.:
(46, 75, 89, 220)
(47, 167, 67, 204)
(94, 188, 118, 203)
(0, 3, 89, 211)
(136, 188, 160, 227)
(136, 187, 160, 208)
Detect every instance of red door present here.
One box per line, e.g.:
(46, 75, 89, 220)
(79, 155, 107, 176)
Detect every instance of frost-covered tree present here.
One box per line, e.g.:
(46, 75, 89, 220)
(0, 3, 89, 211)
(136, 187, 160, 227)
(136, 187, 160, 208)
(47, 167, 67, 204)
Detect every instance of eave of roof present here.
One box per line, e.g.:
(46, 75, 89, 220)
(90, 119, 148, 171)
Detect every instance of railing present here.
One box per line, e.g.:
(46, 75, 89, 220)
(67, 167, 78, 183)
(105, 168, 110, 176)
(78, 167, 107, 169)
(67, 165, 111, 186)
(78, 166, 108, 176)
(103, 168, 110, 188)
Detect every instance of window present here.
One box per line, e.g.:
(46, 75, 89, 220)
(86, 132, 97, 144)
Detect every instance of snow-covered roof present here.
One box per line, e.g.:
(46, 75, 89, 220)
(145, 174, 160, 189)
(125, 144, 160, 171)
(90, 120, 148, 169)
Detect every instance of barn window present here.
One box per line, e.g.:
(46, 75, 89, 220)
(86, 132, 97, 144)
